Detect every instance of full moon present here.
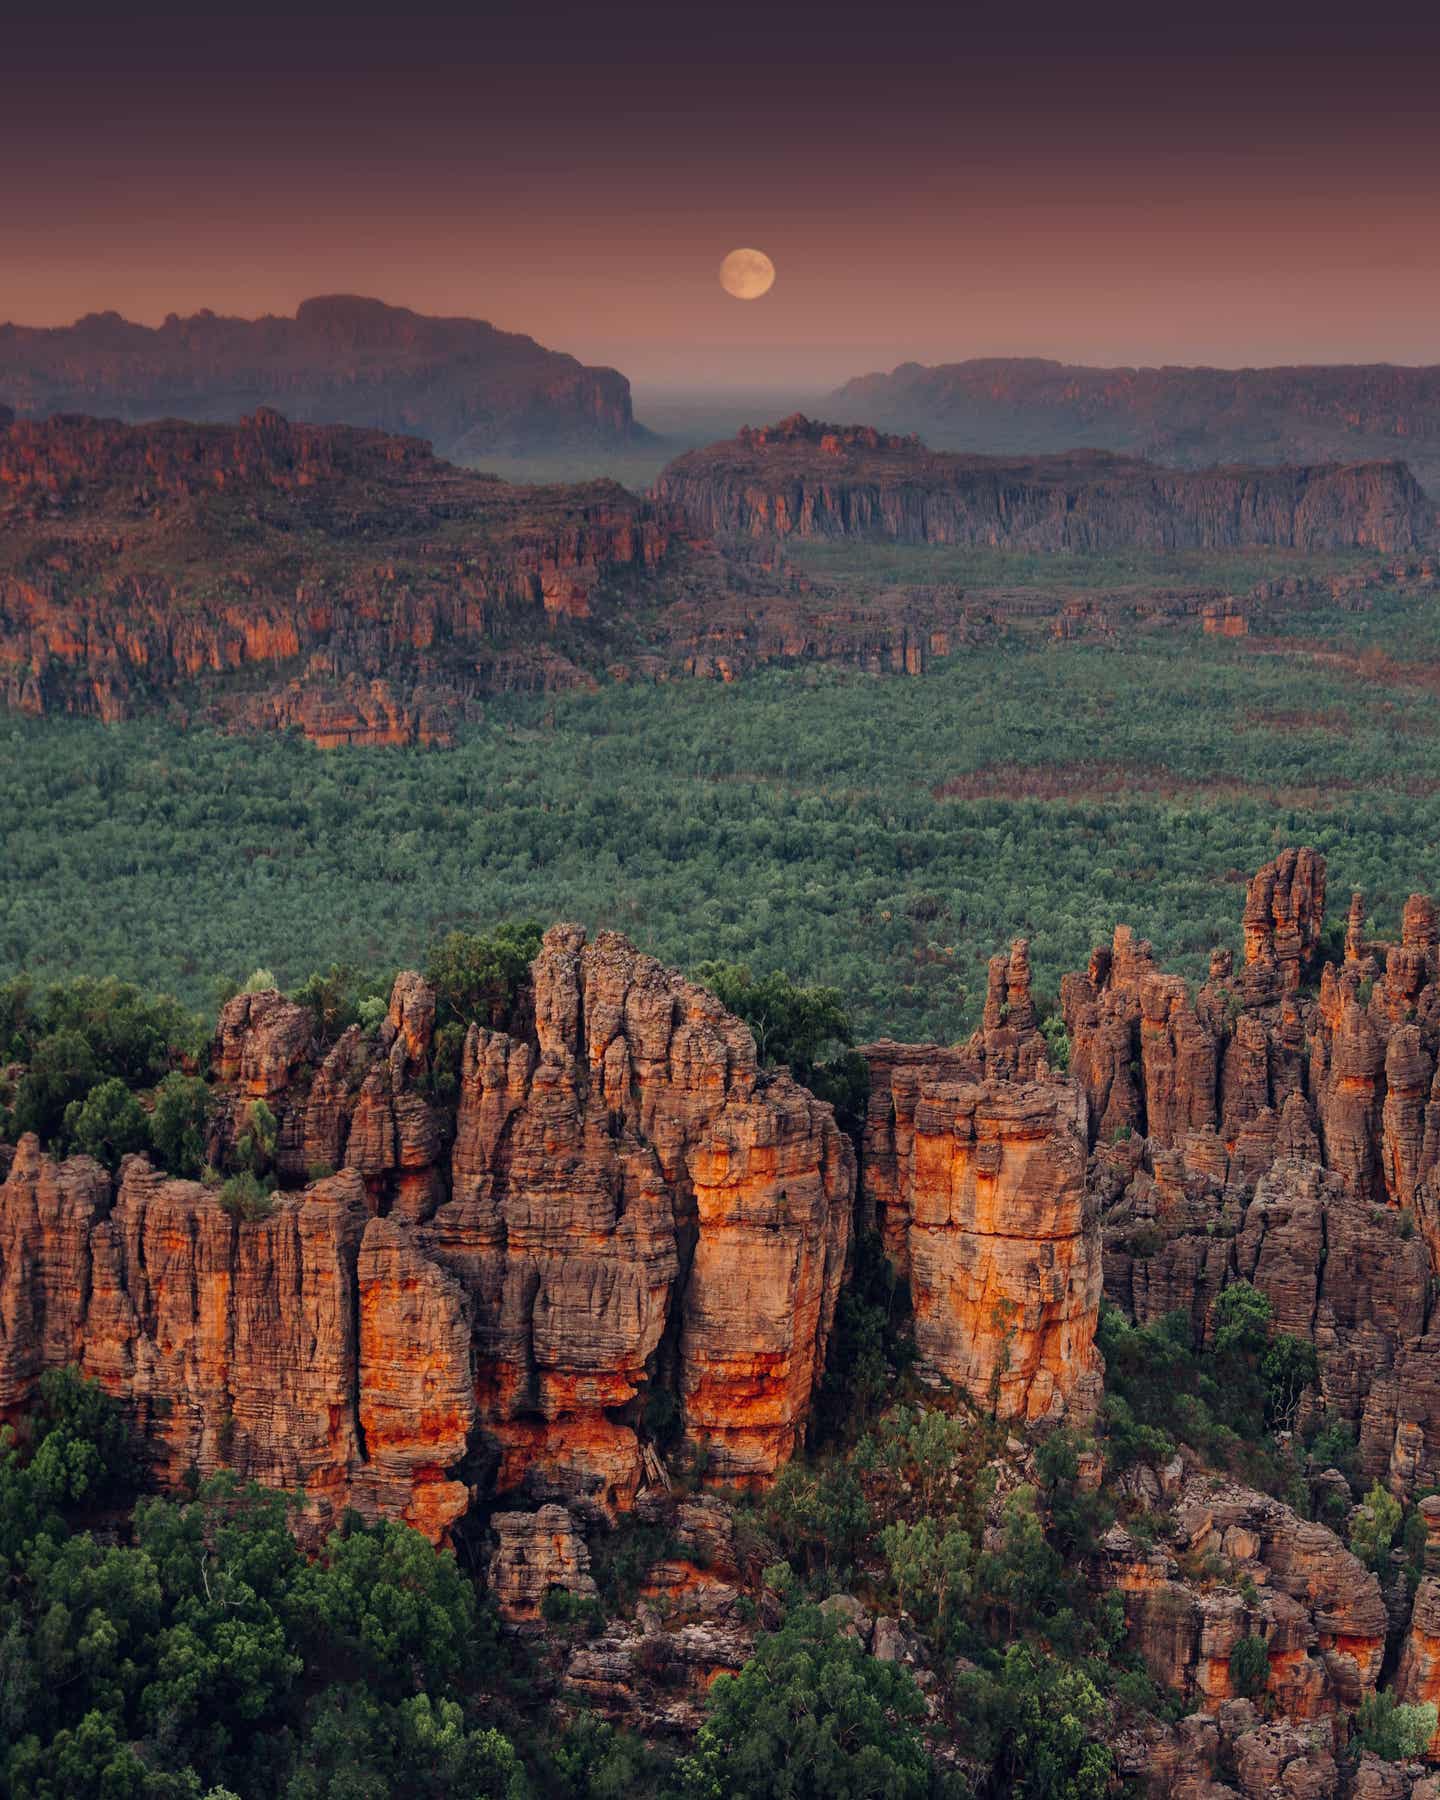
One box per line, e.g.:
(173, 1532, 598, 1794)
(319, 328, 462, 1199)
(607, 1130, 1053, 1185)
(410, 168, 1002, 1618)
(719, 247, 776, 300)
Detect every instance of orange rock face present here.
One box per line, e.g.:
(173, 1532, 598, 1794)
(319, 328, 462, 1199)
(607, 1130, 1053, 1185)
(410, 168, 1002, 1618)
(428, 924, 853, 1511)
(1104, 1474, 1386, 1722)
(861, 1045, 1103, 1424)
(0, 932, 854, 1535)
(0, 1141, 474, 1541)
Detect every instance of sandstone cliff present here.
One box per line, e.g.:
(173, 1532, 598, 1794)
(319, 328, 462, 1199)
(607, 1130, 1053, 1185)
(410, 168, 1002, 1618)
(830, 356, 1440, 498)
(0, 294, 640, 455)
(0, 927, 854, 1537)
(656, 416, 1434, 553)
(1068, 851, 1440, 1502)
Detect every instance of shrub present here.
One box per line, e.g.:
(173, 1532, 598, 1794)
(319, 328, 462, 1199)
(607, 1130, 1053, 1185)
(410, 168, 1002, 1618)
(219, 1171, 278, 1222)
(62, 1076, 149, 1170)
(1229, 1633, 1270, 1699)
(1353, 1690, 1438, 1761)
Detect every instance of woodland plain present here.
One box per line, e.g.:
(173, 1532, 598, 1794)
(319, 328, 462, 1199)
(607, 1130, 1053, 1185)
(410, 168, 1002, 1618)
(2, 542, 1437, 1035)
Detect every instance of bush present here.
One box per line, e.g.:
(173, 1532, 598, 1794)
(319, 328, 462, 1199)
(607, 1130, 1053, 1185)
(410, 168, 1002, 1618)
(219, 1171, 278, 1222)
(62, 1076, 149, 1171)
(1229, 1634, 1269, 1699)
(149, 1071, 212, 1177)
(1352, 1690, 1438, 1761)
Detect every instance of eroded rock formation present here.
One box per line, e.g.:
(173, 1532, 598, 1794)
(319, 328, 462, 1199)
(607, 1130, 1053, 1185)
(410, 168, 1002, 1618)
(860, 942, 1104, 1423)
(656, 416, 1434, 553)
(0, 926, 855, 1537)
(0, 294, 639, 455)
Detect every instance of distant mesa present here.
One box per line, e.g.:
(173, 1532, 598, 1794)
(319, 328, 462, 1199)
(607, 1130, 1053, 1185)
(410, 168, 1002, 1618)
(829, 357, 1440, 498)
(655, 413, 1436, 554)
(0, 294, 645, 457)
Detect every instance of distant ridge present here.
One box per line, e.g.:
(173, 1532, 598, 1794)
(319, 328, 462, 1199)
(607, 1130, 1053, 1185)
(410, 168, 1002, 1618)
(830, 358, 1440, 495)
(0, 294, 644, 456)
(656, 413, 1435, 552)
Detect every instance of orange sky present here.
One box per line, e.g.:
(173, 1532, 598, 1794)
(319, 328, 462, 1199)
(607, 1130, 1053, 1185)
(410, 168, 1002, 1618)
(6, 2, 1439, 390)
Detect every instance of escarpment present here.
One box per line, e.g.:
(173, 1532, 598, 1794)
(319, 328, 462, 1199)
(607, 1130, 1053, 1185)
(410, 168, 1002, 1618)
(829, 355, 1440, 498)
(0, 408, 673, 740)
(0, 294, 639, 455)
(656, 415, 1435, 552)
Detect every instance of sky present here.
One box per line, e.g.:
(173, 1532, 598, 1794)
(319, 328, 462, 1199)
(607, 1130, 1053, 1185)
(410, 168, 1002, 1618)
(5, 1, 1440, 392)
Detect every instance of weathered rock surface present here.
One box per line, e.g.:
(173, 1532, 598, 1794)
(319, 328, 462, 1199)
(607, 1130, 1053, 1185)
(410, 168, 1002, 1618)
(861, 970, 1104, 1424)
(0, 1138, 474, 1539)
(829, 356, 1440, 498)
(656, 416, 1434, 553)
(428, 923, 853, 1510)
(0, 929, 855, 1534)
(1103, 1473, 1386, 1720)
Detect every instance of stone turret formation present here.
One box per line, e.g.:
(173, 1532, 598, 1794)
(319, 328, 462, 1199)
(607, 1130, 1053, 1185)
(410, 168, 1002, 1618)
(0, 926, 861, 1540)
(860, 939, 1103, 1424)
(19, 858, 1440, 1780)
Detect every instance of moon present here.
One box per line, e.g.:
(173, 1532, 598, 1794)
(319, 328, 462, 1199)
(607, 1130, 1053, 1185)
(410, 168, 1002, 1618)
(719, 247, 776, 300)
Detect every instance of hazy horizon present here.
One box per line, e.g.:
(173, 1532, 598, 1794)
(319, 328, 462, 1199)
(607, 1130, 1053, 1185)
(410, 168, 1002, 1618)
(7, 1, 1440, 388)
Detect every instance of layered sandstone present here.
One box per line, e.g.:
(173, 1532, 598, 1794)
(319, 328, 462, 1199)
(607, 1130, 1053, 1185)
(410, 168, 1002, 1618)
(0, 294, 640, 455)
(861, 958, 1104, 1424)
(830, 356, 1440, 498)
(1077, 850, 1440, 1499)
(1103, 1472, 1386, 1719)
(656, 416, 1434, 553)
(0, 1140, 474, 1539)
(427, 923, 854, 1510)
(0, 408, 671, 738)
(0, 929, 855, 1535)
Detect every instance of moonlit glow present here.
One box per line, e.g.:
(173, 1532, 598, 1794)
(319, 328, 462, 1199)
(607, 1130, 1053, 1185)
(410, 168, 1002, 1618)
(719, 247, 776, 300)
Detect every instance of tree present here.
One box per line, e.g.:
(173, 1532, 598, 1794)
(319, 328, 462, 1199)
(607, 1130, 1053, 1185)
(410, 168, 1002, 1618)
(961, 1643, 1112, 1800)
(232, 1100, 278, 1182)
(288, 1519, 485, 1699)
(1350, 1482, 1403, 1572)
(62, 1078, 149, 1172)
(759, 1460, 872, 1583)
(693, 963, 852, 1083)
(425, 923, 543, 1031)
(1352, 1690, 1438, 1761)
(149, 1073, 212, 1178)
(11, 1030, 98, 1142)
(1229, 1634, 1269, 1699)
(677, 1605, 941, 1800)
(1261, 1333, 1319, 1433)
(880, 1517, 973, 1638)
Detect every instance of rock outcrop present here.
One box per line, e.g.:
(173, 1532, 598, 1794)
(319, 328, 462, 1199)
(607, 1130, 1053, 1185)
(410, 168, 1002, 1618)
(860, 948, 1104, 1424)
(1104, 1472, 1387, 1719)
(1077, 851, 1440, 1499)
(656, 416, 1434, 553)
(0, 294, 640, 455)
(0, 927, 854, 1535)
(829, 356, 1440, 499)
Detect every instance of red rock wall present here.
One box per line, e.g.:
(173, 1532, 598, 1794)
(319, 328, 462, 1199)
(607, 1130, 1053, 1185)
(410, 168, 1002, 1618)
(0, 929, 854, 1534)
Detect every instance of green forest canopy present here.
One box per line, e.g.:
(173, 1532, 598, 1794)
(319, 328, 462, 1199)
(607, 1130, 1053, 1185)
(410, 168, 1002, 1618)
(3, 573, 1439, 1043)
